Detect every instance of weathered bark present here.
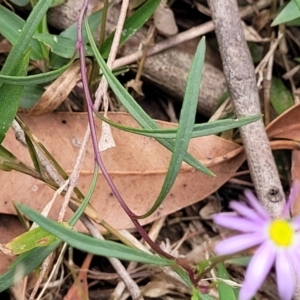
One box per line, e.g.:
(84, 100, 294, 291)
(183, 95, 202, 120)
(207, 0, 284, 217)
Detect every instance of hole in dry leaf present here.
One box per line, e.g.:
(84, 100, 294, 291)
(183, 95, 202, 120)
(61, 120, 67, 124)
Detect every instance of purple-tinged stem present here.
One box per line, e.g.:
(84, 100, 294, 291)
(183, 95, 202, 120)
(76, 0, 180, 262)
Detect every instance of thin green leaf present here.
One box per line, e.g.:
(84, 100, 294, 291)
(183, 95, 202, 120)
(25, 133, 43, 174)
(270, 77, 294, 114)
(226, 256, 251, 266)
(86, 19, 213, 176)
(5, 226, 60, 255)
(95, 112, 261, 139)
(198, 291, 215, 300)
(0, 61, 72, 85)
(139, 38, 206, 218)
(294, 0, 300, 12)
(51, 0, 66, 7)
(0, 50, 30, 143)
(0, 5, 43, 61)
(272, 1, 300, 26)
(0, 0, 53, 76)
(33, 33, 93, 58)
(217, 263, 237, 300)
(286, 17, 300, 25)
(0, 165, 100, 292)
(9, 0, 29, 6)
(20, 85, 44, 108)
(61, 9, 103, 42)
(100, 0, 160, 58)
(0, 242, 60, 293)
(18, 204, 175, 267)
(68, 164, 99, 227)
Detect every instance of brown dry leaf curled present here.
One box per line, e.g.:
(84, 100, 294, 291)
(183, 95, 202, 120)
(266, 102, 300, 141)
(29, 60, 83, 116)
(0, 112, 244, 231)
(63, 253, 92, 300)
(265, 103, 300, 216)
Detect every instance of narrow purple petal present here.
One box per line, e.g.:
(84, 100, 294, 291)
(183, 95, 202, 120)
(230, 201, 266, 224)
(239, 241, 276, 300)
(287, 248, 300, 280)
(215, 232, 266, 256)
(275, 251, 294, 300)
(292, 216, 300, 231)
(282, 181, 300, 217)
(244, 190, 270, 220)
(213, 214, 262, 232)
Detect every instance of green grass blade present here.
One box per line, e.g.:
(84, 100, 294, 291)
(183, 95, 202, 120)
(68, 165, 99, 227)
(17, 204, 175, 267)
(25, 134, 43, 174)
(0, 61, 72, 85)
(0, 0, 53, 76)
(61, 9, 103, 42)
(0, 5, 44, 61)
(100, 0, 160, 58)
(95, 112, 261, 139)
(140, 38, 206, 217)
(86, 20, 213, 176)
(0, 50, 30, 143)
(33, 33, 93, 58)
(0, 241, 60, 293)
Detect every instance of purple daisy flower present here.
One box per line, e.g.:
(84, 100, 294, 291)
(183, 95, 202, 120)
(213, 183, 300, 300)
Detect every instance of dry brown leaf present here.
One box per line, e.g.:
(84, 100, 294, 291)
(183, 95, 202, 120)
(0, 39, 12, 54)
(63, 253, 92, 300)
(0, 215, 25, 275)
(266, 103, 300, 140)
(0, 112, 244, 231)
(266, 103, 300, 215)
(29, 60, 82, 116)
(252, 9, 271, 32)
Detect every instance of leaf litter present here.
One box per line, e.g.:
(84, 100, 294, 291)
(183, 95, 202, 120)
(1, 1, 300, 299)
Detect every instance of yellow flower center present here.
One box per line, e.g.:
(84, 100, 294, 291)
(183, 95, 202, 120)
(269, 220, 294, 247)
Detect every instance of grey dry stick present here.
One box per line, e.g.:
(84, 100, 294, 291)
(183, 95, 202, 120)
(207, 0, 285, 218)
